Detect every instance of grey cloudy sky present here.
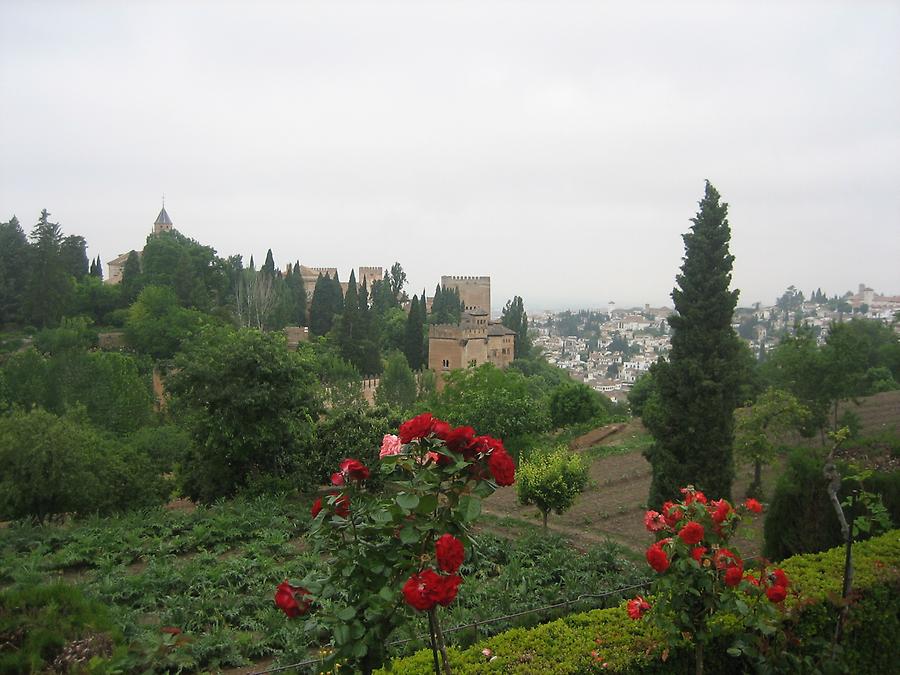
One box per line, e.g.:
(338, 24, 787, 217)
(2, 1, 898, 312)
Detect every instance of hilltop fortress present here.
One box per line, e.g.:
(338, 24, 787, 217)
(428, 275, 515, 374)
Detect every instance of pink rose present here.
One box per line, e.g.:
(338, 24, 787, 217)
(380, 434, 402, 458)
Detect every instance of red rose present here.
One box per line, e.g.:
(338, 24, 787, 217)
(646, 543, 670, 573)
(662, 501, 683, 527)
(331, 472, 345, 486)
(327, 491, 350, 518)
(435, 534, 465, 573)
(680, 487, 707, 505)
(431, 420, 452, 440)
(434, 573, 462, 606)
(678, 521, 705, 546)
(770, 568, 789, 588)
(691, 546, 707, 562)
(399, 413, 435, 443)
(644, 510, 667, 532)
(444, 426, 475, 453)
(743, 498, 763, 514)
(311, 497, 323, 518)
(487, 447, 515, 486)
(709, 499, 733, 524)
(724, 565, 743, 587)
(275, 581, 312, 618)
(626, 595, 651, 620)
(402, 571, 435, 611)
(766, 584, 787, 603)
(339, 458, 370, 482)
(714, 548, 741, 570)
(744, 573, 761, 587)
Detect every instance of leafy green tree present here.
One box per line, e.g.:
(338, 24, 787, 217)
(516, 446, 588, 530)
(168, 326, 320, 501)
(429, 284, 463, 325)
(60, 235, 89, 280)
(72, 276, 121, 325)
(1, 348, 50, 412)
(548, 381, 605, 428)
(432, 363, 551, 446)
(124, 285, 207, 360)
(33, 316, 98, 354)
(0, 408, 165, 523)
(126, 424, 192, 474)
(403, 294, 425, 370)
(644, 182, 746, 506)
(375, 351, 417, 412)
(501, 295, 531, 359)
(285, 261, 307, 325)
(389, 262, 407, 302)
(24, 210, 74, 327)
(309, 273, 338, 337)
(734, 387, 808, 498)
(337, 270, 361, 366)
(628, 371, 656, 418)
(0, 216, 29, 325)
(261, 248, 276, 277)
(303, 340, 364, 409)
(140, 230, 226, 309)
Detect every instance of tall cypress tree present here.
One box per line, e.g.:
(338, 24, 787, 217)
(308, 273, 330, 336)
(121, 251, 142, 304)
(0, 216, 29, 325)
(644, 181, 745, 506)
(338, 270, 360, 366)
(261, 249, 276, 277)
(404, 294, 425, 370)
(501, 295, 530, 358)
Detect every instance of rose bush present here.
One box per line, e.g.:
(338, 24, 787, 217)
(624, 487, 794, 674)
(275, 412, 516, 674)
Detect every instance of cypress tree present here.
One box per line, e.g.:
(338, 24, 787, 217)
(643, 181, 745, 506)
(404, 294, 425, 370)
(501, 295, 530, 359)
(338, 270, 360, 366)
(308, 273, 330, 336)
(121, 250, 142, 304)
(0, 216, 29, 325)
(262, 248, 276, 277)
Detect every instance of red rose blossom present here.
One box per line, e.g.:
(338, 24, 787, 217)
(434, 573, 462, 606)
(339, 458, 370, 482)
(487, 447, 516, 486)
(770, 568, 789, 588)
(662, 501, 683, 527)
(646, 543, 670, 573)
(709, 499, 733, 524)
(444, 426, 475, 453)
(644, 510, 667, 532)
(766, 584, 787, 603)
(332, 492, 350, 518)
(691, 546, 707, 562)
(274, 581, 312, 618)
(627, 596, 651, 620)
(402, 571, 435, 611)
(435, 534, 465, 573)
(714, 548, 742, 571)
(431, 420, 452, 440)
(724, 565, 743, 587)
(399, 413, 436, 443)
(680, 487, 707, 505)
(330, 472, 345, 486)
(743, 498, 763, 514)
(311, 497, 323, 518)
(678, 521, 705, 546)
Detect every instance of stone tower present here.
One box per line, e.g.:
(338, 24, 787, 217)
(441, 275, 491, 314)
(153, 205, 173, 235)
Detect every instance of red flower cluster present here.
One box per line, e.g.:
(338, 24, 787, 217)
(745, 567, 790, 603)
(274, 581, 312, 618)
(626, 595, 651, 620)
(646, 542, 670, 573)
(743, 498, 763, 514)
(644, 510, 667, 532)
(661, 501, 683, 527)
(395, 413, 516, 486)
(709, 499, 733, 524)
(678, 521, 705, 546)
(402, 569, 462, 611)
(680, 486, 707, 505)
(435, 534, 465, 573)
(311, 492, 350, 518)
(331, 458, 370, 486)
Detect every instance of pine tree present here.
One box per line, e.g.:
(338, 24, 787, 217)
(403, 294, 425, 370)
(0, 217, 29, 325)
(24, 210, 73, 327)
(644, 181, 745, 506)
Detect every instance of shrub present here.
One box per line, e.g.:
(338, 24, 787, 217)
(516, 446, 588, 529)
(381, 530, 900, 674)
(764, 447, 900, 560)
(126, 424, 192, 474)
(0, 408, 167, 523)
(549, 382, 607, 428)
(0, 583, 126, 674)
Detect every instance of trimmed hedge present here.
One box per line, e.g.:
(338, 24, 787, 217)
(381, 531, 900, 674)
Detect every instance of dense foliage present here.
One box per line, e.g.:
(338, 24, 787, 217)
(516, 446, 589, 529)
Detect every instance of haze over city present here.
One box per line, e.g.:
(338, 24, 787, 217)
(2, 1, 898, 310)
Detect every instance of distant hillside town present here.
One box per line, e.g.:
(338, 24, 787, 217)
(534, 287, 900, 404)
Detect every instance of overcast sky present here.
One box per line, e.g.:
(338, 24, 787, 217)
(1, 1, 898, 312)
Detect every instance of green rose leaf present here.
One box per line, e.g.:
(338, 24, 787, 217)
(336, 606, 356, 621)
(456, 494, 481, 522)
(396, 493, 420, 510)
(399, 526, 419, 544)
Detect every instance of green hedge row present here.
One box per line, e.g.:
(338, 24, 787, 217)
(380, 531, 900, 674)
